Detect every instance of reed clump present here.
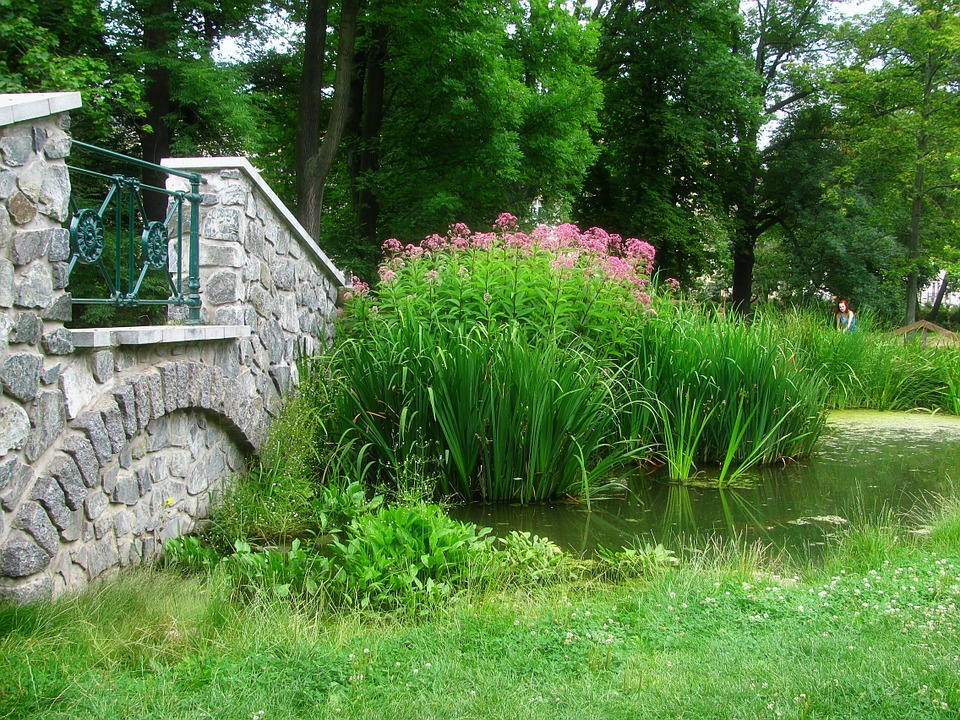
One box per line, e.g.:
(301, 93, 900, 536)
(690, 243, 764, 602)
(305, 216, 829, 498)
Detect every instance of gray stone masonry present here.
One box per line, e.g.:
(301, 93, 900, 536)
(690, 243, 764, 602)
(0, 95, 346, 603)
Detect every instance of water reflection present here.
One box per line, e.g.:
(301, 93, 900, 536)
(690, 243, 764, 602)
(450, 411, 960, 555)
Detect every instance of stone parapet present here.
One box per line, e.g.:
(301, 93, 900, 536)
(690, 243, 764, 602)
(0, 94, 346, 603)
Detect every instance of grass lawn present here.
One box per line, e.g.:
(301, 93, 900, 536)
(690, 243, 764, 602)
(4, 505, 960, 720)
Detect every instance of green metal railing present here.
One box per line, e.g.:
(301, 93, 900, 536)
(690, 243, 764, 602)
(66, 141, 204, 324)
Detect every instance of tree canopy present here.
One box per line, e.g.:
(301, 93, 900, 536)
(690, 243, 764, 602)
(8, 0, 960, 324)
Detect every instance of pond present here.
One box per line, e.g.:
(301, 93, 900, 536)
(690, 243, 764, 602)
(450, 411, 960, 556)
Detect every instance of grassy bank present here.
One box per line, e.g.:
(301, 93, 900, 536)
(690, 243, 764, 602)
(3, 501, 960, 719)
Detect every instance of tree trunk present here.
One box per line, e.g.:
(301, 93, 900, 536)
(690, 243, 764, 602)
(929, 271, 949, 322)
(140, 0, 174, 221)
(905, 46, 937, 326)
(730, 236, 756, 316)
(295, 0, 329, 225)
(300, 0, 360, 241)
(356, 22, 386, 251)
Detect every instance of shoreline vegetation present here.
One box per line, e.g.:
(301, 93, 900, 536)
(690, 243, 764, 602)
(3, 218, 959, 718)
(2, 497, 960, 718)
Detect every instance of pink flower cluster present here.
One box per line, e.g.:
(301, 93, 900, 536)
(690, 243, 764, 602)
(344, 274, 371, 300)
(372, 215, 661, 306)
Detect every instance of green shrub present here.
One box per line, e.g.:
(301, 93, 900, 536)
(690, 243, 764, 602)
(327, 503, 493, 613)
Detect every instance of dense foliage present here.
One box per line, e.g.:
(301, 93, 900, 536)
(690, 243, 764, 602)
(10, 0, 958, 323)
(306, 216, 829, 501)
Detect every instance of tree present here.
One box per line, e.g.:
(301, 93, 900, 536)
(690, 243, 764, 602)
(581, 0, 835, 311)
(576, 0, 758, 285)
(288, 0, 602, 278)
(829, 0, 960, 324)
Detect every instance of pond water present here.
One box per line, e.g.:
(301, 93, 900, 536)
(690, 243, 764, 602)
(450, 411, 960, 556)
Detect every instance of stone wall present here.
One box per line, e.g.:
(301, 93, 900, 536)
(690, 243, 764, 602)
(0, 94, 347, 603)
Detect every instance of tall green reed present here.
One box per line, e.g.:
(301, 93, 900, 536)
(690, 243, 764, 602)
(620, 309, 827, 482)
(322, 321, 638, 503)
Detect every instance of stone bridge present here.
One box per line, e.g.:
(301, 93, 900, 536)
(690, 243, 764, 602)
(0, 93, 347, 602)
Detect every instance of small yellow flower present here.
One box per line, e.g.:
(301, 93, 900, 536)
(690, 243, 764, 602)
(165, 497, 175, 507)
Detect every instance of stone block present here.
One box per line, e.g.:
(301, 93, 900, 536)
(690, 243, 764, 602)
(93, 513, 112, 540)
(245, 220, 265, 256)
(83, 490, 108, 522)
(15, 501, 59, 555)
(158, 363, 180, 412)
(269, 366, 292, 395)
(12, 311, 42, 345)
(0, 457, 34, 511)
(50, 263, 70, 291)
(214, 342, 240, 379)
(0, 135, 32, 166)
(0, 169, 16, 199)
(37, 165, 70, 222)
(7, 192, 37, 225)
(15, 264, 53, 308)
(260, 319, 284, 364)
(60, 364, 98, 420)
(62, 434, 101, 488)
(0, 573, 52, 604)
(101, 462, 118, 496)
(136, 467, 152, 497)
(111, 474, 140, 506)
(220, 184, 246, 206)
(205, 270, 242, 305)
(17, 159, 44, 202)
(41, 362, 62, 386)
(146, 416, 170, 452)
(0, 402, 30, 456)
(49, 455, 86, 510)
(12, 228, 52, 266)
(74, 536, 119, 580)
(199, 241, 244, 268)
(48, 228, 70, 262)
(0, 535, 51, 577)
(201, 207, 240, 242)
(250, 286, 277, 318)
(114, 511, 131, 537)
(112, 384, 138, 438)
(273, 259, 295, 291)
(73, 410, 113, 465)
(0, 259, 13, 308)
(101, 400, 126, 454)
(91, 350, 114, 384)
(41, 327, 74, 355)
(147, 372, 165, 419)
(30, 475, 81, 541)
(132, 376, 152, 431)
(1, 352, 43, 401)
(24, 389, 67, 463)
(43, 133, 72, 160)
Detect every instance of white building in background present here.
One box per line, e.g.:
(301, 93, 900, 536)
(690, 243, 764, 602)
(920, 270, 960, 308)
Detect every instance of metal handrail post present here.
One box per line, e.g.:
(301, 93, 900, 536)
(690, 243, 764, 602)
(186, 174, 202, 324)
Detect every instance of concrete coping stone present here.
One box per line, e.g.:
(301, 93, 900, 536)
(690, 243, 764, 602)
(160, 156, 348, 288)
(0, 93, 83, 127)
(70, 325, 251, 348)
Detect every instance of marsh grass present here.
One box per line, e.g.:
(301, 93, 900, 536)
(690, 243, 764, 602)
(324, 324, 637, 503)
(770, 308, 959, 413)
(8, 502, 960, 719)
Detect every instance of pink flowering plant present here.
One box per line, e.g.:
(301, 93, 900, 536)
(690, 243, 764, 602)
(340, 213, 662, 348)
(321, 216, 826, 500)
(321, 215, 666, 503)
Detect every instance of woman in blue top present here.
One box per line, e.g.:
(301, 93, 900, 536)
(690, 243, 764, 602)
(836, 299, 856, 332)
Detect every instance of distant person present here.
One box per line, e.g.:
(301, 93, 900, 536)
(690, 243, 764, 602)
(836, 299, 856, 332)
